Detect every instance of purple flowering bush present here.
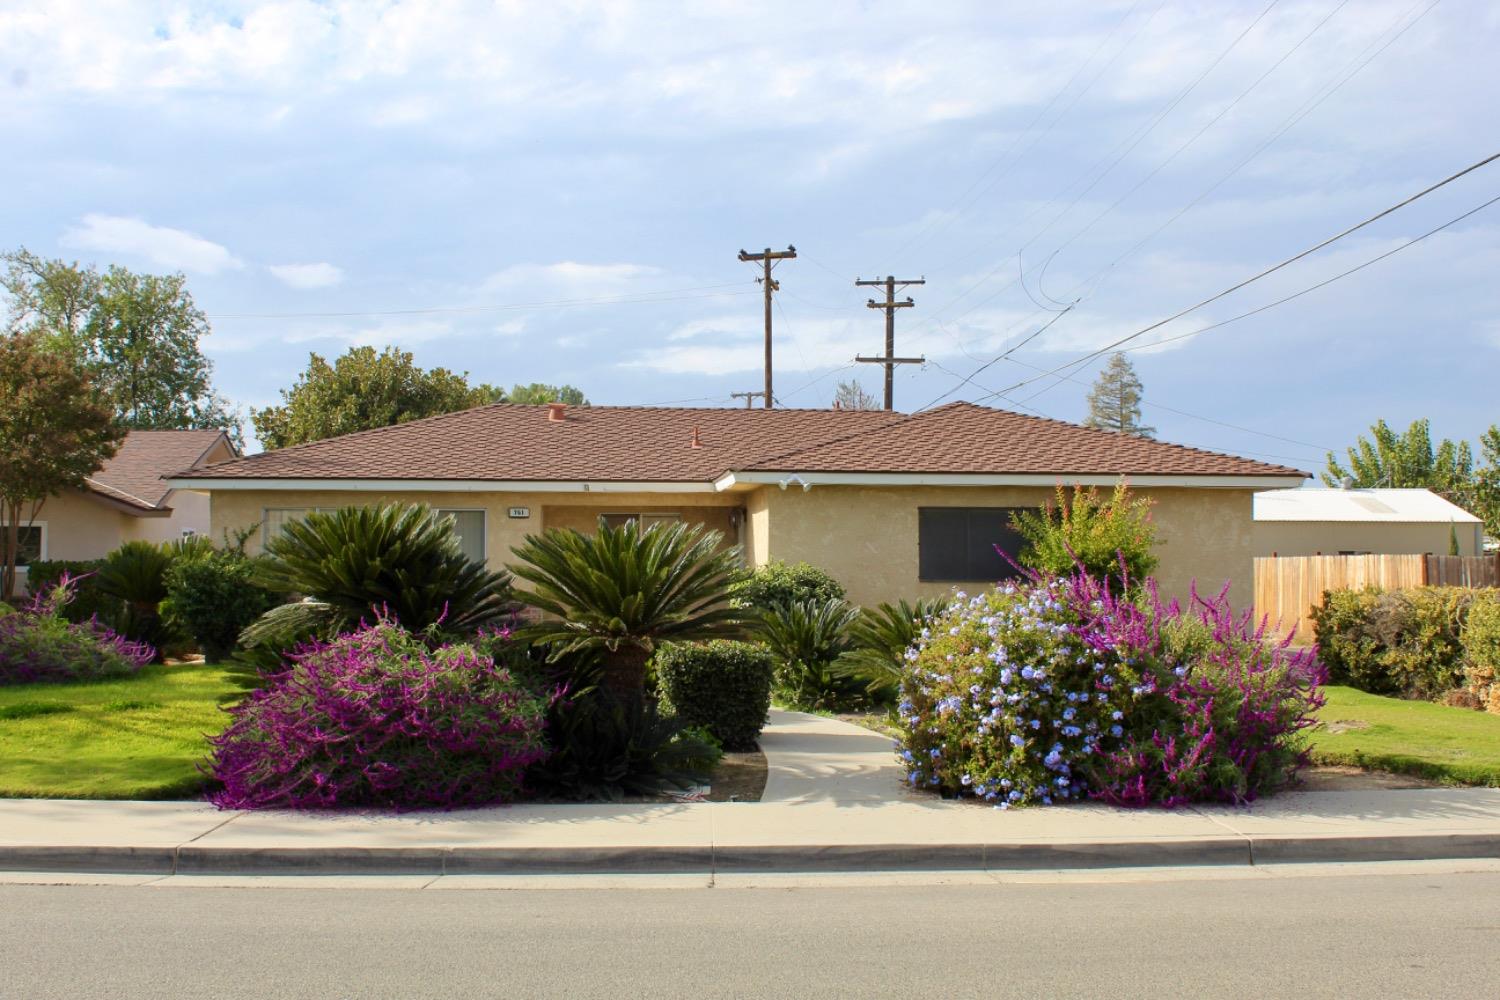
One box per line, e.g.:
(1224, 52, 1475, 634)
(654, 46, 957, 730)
(208, 620, 554, 810)
(897, 571, 1324, 808)
(0, 575, 154, 686)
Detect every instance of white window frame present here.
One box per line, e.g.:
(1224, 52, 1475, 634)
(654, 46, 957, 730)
(600, 511, 683, 530)
(436, 507, 488, 565)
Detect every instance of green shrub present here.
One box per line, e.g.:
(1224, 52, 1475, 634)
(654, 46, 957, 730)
(0, 601, 13, 617)
(756, 597, 862, 710)
(732, 561, 846, 612)
(836, 598, 947, 703)
(1462, 591, 1500, 714)
(529, 687, 721, 802)
(1010, 480, 1158, 590)
(243, 503, 515, 665)
(22, 560, 111, 623)
(1312, 586, 1474, 699)
(163, 552, 279, 662)
(0, 577, 154, 685)
(655, 641, 774, 751)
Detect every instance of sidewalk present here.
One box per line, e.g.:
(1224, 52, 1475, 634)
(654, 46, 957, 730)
(2, 710, 1499, 876)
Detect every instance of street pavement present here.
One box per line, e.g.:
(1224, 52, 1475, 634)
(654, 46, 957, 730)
(3, 865, 1498, 998)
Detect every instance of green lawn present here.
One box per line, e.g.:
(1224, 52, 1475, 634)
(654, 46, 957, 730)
(1309, 685, 1500, 787)
(0, 664, 254, 800)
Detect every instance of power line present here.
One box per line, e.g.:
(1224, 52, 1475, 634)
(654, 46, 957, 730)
(208, 282, 755, 320)
(921, 149, 1500, 410)
(889, 0, 1161, 262)
(984, 189, 1500, 406)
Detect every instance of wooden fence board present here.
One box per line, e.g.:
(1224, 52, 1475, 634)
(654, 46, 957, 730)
(1252, 554, 1500, 644)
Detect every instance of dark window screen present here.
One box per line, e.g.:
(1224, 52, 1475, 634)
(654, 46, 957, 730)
(918, 507, 1029, 582)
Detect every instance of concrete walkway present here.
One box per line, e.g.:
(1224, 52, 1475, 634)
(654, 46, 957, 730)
(2, 710, 1499, 876)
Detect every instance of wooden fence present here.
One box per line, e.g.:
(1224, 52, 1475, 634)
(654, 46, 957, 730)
(1253, 553, 1500, 643)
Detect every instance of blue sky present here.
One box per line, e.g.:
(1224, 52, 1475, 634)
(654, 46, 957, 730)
(3, 0, 1497, 469)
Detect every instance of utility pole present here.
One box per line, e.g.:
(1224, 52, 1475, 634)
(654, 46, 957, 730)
(730, 390, 766, 409)
(738, 245, 797, 408)
(854, 275, 925, 410)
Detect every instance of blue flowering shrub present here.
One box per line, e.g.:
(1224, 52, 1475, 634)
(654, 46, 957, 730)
(897, 571, 1324, 808)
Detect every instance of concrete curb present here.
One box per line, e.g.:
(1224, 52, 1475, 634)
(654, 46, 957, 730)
(4, 832, 1498, 876)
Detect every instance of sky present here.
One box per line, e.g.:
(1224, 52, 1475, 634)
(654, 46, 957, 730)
(2, 0, 1497, 470)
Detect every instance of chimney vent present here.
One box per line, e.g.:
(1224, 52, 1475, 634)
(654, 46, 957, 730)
(690, 425, 703, 449)
(546, 402, 567, 422)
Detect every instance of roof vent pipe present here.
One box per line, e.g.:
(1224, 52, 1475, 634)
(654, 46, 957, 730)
(690, 426, 703, 449)
(546, 402, 567, 422)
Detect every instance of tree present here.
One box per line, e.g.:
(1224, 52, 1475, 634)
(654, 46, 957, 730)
(1083, 352, 1154, 437)
(251, 346, 505, 449)
(1323, 419, 1475, 503)
(1472, 425, 1500, 540)
(2, 249, 237, 437)
(0, 333, 125, 597)
(832, 379, 879, 410)
(507, 383, 589, 406)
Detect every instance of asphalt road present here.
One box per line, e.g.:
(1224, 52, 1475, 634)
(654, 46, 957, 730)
(3, 870, 1499, 998)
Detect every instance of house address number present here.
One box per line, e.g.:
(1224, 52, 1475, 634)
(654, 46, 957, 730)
(508, 507, 531, 519)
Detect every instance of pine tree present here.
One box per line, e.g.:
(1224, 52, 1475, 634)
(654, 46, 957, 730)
(832, 379, 880, 411)
(1083, 352, 1154, 437)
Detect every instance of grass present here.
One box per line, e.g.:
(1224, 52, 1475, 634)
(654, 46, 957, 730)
(0, 664, 255, 800)
(1309, 685, 1500, 787)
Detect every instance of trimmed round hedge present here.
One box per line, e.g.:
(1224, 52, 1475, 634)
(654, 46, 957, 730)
(655, 640, 774, 752)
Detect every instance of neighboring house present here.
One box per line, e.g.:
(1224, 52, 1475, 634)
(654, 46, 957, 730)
(167, 402, 1306, 608)
(1254, 487, 1484, 557)
(13, 429, 238, 592)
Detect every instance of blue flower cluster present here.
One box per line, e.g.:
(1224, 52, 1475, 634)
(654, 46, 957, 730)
(896, 581, 1138, 807)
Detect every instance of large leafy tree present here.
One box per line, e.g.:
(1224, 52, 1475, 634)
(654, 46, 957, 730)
(1083, 352, 1154, 437)
(2, 248, 237, 436)
(1472, 425, 1500, 539)
(252, 346, 506, 449)
(0, 333, 126, 597)
(507, 382, 589, 406)
(1323, 419, 1474, 501)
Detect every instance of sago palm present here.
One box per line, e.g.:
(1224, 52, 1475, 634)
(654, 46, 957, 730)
(250, 503, 514, 641)
(755, 596, 862, 710)
(836, 597, 947, 702)
(508, 518, 746, 701)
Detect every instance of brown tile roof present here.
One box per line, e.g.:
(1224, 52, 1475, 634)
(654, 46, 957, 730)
(175, 402, 1305, 483)
(744, 402, 1307, 478)
(89, 430, 234, 511)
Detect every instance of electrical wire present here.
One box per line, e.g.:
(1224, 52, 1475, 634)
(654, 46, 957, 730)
(978, 190, 1500, 406)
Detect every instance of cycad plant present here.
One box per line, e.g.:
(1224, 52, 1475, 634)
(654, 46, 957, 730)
(245, 503, 513, 655)
(756, 596, 862, 710)
(94, 540, 179, 658)
(836, 597, 947, 703)
(508, 518, 746, 701)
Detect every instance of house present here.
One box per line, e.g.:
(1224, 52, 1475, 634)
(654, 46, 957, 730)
(1254, 486, 1485, 557)
(13, 429, 238, 592)
(166, 401, 1306, 608)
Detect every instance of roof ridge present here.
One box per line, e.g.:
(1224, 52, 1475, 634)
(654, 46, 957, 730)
(734, 407, 922, 470)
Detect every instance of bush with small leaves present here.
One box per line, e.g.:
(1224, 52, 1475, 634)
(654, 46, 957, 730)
(656, 641, 775, 751)
(731, 561, 846, 613)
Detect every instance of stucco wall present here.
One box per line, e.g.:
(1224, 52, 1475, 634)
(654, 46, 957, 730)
(23, 491, 131, 562)
(208, 489, 746, 568)
(752, 484, 1256, 609)
(205, 483, 1257, 610)
(1254, 520, 1482, 558)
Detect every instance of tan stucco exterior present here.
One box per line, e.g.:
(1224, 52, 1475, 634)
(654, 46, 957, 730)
(1254, 520, 1483, 558)
(206, 481, 1257, 608)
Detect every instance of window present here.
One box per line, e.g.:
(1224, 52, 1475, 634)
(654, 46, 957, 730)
(263, 508, 320, 547)
(6, 524, 45, 566)
(918, 507, 1029, 583)
(600, 512, 682, 531)
(437, 509, 487, 564)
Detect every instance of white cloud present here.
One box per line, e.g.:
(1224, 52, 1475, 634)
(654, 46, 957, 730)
(281, 319, 456, 349)
(267, 262, 345, 289)
(60, 214, 242, 274)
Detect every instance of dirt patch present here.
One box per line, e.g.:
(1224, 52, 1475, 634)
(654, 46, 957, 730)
(707, 749, 768, 802)
(1291, 765, 1441, 791)
(1322, 719, 1372, 735)
(836, 711, 901, 739)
